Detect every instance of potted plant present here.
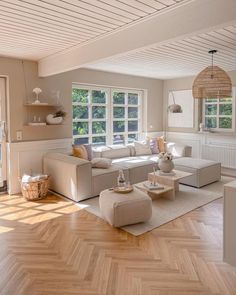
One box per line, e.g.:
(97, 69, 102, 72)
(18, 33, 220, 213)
(46, 110, 66, 125)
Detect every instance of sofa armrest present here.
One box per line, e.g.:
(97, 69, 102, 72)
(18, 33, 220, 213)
(43, 153, 92, 202)
(166, 142, 192, 158)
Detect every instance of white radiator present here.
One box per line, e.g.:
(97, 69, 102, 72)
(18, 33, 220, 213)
(202, 144, 236, 169)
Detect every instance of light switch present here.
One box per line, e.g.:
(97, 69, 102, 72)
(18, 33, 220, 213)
(16, 130, 22, 141)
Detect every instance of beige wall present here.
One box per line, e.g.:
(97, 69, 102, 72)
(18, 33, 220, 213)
(163, 70, 236, 133)
(0, 57, 42, 142)
(0, 57, 163, 142)
(43, 68, 164, 136)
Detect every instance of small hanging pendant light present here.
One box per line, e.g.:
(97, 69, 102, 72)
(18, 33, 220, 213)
(192, 50, 232, 99)
(168, 91, 182, 113)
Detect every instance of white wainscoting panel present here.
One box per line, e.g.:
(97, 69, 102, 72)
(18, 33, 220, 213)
(166, 132, 202, 158)
(7, 138, 72, 194)
(167, 132, 236, 169)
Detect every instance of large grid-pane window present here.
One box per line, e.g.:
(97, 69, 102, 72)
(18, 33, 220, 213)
(72, 85, 142, 145)
(203, 89, 235, 132)
(112, 90, 141, 145)
(72, 87, 108, 146)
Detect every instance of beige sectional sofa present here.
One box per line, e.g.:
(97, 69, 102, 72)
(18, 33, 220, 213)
(43, 142, 221, 202)
(43, 142, 190, 202)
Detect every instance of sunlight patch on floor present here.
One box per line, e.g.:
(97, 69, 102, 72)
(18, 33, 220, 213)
(0, 225, 14, 233)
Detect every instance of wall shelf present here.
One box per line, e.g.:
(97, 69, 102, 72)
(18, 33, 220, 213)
(23, 124, 64, 127)
(24, 103, 62, 107)
(24, 101, 63, 126)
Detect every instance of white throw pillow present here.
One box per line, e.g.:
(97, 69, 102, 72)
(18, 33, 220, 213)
(91, 157, 112, 169)
(134, 141, 152, 156)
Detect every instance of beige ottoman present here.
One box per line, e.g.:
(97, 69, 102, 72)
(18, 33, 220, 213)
(99, 188, 152, 227)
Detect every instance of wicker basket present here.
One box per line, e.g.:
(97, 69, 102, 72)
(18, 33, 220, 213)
(19, 176, 50, 201)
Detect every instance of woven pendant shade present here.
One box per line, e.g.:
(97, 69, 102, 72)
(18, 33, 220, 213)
(192, 50, 232, 99)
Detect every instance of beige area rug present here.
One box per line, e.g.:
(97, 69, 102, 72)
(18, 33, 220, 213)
(79, 176, 233, 236)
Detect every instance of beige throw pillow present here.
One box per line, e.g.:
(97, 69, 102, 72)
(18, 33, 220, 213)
(91, 158, 112, 169)
(72, 145, 88, 160)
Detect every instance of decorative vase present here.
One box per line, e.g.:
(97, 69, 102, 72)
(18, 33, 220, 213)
(46, 114, 63, 125)
(159, 159, 174, 173)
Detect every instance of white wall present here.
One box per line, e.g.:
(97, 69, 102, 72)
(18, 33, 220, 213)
(164, 70, 236, 168)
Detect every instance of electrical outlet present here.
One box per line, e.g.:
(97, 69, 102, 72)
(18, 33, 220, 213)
(16, 130, 22, 141)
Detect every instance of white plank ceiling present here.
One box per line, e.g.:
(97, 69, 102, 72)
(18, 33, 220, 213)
(0, 0, 190, 60)
(85, 25, 236, 79)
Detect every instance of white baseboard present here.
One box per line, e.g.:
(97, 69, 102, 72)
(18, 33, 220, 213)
(7, 138, 72, 194)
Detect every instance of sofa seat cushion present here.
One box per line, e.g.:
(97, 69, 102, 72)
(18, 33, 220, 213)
(173, 157, 221, 188)
(92, 165, 129, 197)
(112, 156, 158, 169)
(173, 157, 219, 169)
(112, 156, 158, 184)
(92, 164, 125, 177)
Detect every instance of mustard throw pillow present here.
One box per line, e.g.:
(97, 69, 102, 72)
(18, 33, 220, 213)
(157, 136, 166, 153)
(72, 145, 88, 160)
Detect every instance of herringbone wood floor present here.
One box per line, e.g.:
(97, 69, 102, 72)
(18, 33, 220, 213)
(0, 194, 235, 295)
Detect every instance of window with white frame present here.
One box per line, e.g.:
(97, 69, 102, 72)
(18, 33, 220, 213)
(203, 87, 235, 131)
(72, 85, 142, 145)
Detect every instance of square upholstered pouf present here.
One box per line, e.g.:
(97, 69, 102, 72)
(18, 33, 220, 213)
(99, 188, 152, 227)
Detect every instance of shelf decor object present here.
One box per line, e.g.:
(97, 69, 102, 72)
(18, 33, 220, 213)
(192, 50, 232, 99)
(46, 110, 66, 125)
(32, 87, 42, 104)
(46, 114, 63, 125)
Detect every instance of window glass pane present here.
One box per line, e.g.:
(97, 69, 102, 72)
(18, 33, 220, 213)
(219, 104, 232, 115)
(113, 107, 125, 118)
(72, 89, 88, 103)
(74, 137, 89, 145)
(92, 90, 106, 103)
(128, 93, 138, 105)
(205, 98, 217, 102)
(92, 122, 106, 134)
(128, 120, 138, 132)
(205, 104, 217, 115)
(219, 97, 232, 102)
(128, 134, 138, 143)
(73, 122, 88, 135)
(113, 92, 125, 104)
(128, 107, 138, 118)
(113, 121, 125, 132)
(219, 117, 232, 129)
(113, 134, 125, 145)
(92, 136, 106, 146)
(92, 106, 106, 119)
(205, 117, 217, 128)
(73, 106, 88, 119)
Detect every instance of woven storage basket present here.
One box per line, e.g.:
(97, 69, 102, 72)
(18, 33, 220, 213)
(20, 176, 50, 201)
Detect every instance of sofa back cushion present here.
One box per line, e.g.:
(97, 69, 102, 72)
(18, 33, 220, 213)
(92, 146, 110, 158)
(134, 141, 152, 156)
(102, 146, 130, 159)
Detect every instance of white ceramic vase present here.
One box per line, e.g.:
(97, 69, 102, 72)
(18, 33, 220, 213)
(46, 114, 63, 125)
(159, 159, 174, 173)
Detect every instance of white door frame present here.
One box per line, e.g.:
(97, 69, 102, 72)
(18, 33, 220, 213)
(0, 76, 9, 187)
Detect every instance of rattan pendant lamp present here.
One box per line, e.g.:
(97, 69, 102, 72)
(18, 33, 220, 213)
(192, 50, 232, 99)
